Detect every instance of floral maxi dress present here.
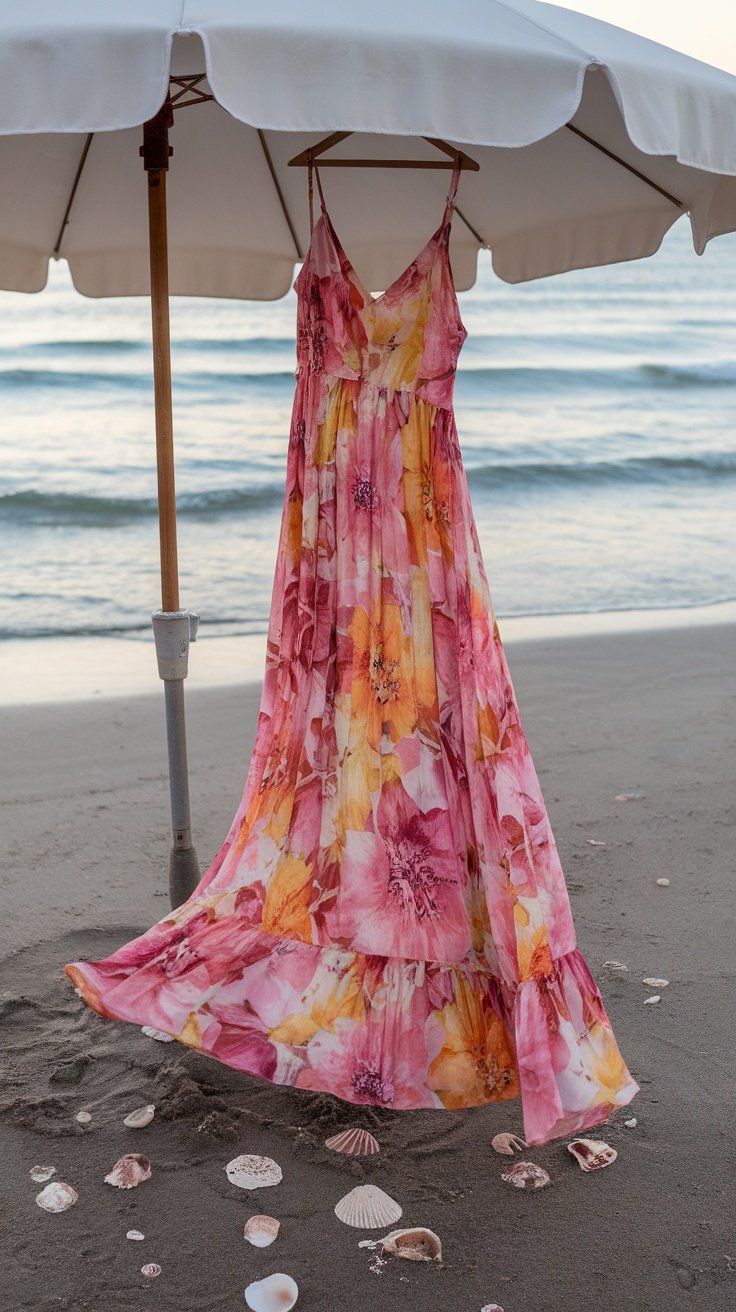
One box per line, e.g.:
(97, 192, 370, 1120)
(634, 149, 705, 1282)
(66, 162, 638, 1145)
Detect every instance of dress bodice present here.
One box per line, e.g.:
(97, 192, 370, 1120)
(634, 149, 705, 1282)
(293, 163, 468, 410)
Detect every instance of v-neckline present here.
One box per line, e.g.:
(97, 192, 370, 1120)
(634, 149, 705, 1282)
(319, 208, 447, 311)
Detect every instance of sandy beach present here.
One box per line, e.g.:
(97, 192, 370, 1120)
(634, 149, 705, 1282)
(2, 620, 734, 1311)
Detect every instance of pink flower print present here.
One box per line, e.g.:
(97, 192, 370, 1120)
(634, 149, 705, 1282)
(297, 971, 432, 1108)
(327, 780, 471, 962)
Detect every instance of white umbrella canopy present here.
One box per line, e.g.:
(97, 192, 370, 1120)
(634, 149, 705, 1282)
(0, 0, 736, 298)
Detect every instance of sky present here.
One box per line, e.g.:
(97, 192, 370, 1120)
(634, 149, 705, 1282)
(565, 1, 736, 73)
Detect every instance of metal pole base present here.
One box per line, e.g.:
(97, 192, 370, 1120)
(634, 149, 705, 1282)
(151, 609, 201, 909)
(169, 844, 201, 909)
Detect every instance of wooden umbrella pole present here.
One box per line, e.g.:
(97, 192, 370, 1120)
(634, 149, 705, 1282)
(141, 103, 200, 908)
(141, 104, 179, 612)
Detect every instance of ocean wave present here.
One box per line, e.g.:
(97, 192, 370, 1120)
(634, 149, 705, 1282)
(0, 366, 296, 391)
(2, 452, 735, 526)
(2, 359, 734, 396)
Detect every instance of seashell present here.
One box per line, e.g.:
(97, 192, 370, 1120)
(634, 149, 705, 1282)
(491, 1132, 527, 1157)
(567, 1138, 617, 1171)
(602, 960, 628, 972)
(325, 1126, 380, 1156)
(75, 1110, 92, 1124)
(334, 1184, 402, 1229)
(656, 878, 670, 887)
(615, 792, 645, 801)
(141, 1264, 161, 1278)
(624, 1117, 637, 1128)
(36, 1181, 78, 1212)
(244, 1273, 298, 1311)
(642, 977, 668, 988)
(226, 1154, 282, 1190)
(480, 1305, 505, 1311)
(500, 1161, 550, 1190)
(643, 995, 661, 1005)
(244, 1215, 280, 1248)
(30, 1165, 56, 1183)
(587, 839, 605, 846)
(126, 1230, 145, 1241)
(123, 1104, 155, 1129)
(380, 1227, 442, 1262)
(141, 1025, 174, 1042)
(104, 1153, 152, 1189)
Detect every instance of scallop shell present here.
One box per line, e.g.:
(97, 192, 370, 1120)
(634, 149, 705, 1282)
(244, 1273, 298, 1311)
(30, 1165, 56, 1183)
(642, 977, 669, 988)
(75, 1110, 92, 1124)
(602, 960, 628, 972)
(123, 1104, 155, 1129)
(244, 1215, 280, 1248)
(225, 1154, 282, 1190)
(325, 1127, 380, 1157)
(491, 1132, 527, 1157)
(500, 1161, 551, 1190)
(480, 1305, 505, 1311)
(334, 1184, 402, 1229)
(656, 878, 670, 887)
(567, 1138, 617, 1171)
(104, 1153, 152, 1189)
(141, 1264, 161, 1278)
(35, 1181, 78, 1212)
(141, 1025, 174, 1042)
(380, 1227, 442, 1262)
(126, 1230, 145, 1241)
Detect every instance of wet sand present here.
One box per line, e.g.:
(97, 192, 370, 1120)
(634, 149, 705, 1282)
(1, 623, 734, 1311)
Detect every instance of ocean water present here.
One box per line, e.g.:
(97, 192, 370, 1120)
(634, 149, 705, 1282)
(1, 221, 735, 646)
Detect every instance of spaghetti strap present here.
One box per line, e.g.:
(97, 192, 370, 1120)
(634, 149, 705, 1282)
(308, 157, 460, 236)
(308, 160, 329, 235)
(441, 159, 462, 228)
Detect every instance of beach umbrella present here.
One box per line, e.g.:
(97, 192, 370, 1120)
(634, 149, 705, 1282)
(1, 1, 735, 907)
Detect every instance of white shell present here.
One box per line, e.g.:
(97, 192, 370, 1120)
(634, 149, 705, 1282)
(123, 1104, 155, 1128)
(244, 1215, 280, 1248)
(104, 1153, 152, 1189)
(491, 1132, 527, 1157)
(602, 960, 628, 972)
(480, 1305, 505, 1311)
(614, 792, 644, 801)
(567, 1138, 617, 1171)
(642, 977, 669, 988)
(325, 1126, 380, 1156)
(334, 1184, 402, 1229)
(244, 1273, 298, 1311)
(75, 1110, 92, 1124)
(141, 1025, 174, 1042)
(30, 1165, 56, 1183)
(226, 1154, 282, 1190)
(624, 1117, 638, 1128)
(656, 878, 670, 887)
(36, 1182, 78, 1212)
(127, 1230, 145, 1241)
(380, 1227, 442, 1262)
(141, 1264, 161, 1278)
(500, 1161, 551, 1190)
(643, 995, 661, 1005)
(587, 839, 605, 846)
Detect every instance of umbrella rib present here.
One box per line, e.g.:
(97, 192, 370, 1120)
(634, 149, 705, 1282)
(258, 130, 304, 261)
(565, 124, 685, 210)
(53, 133, 94, 256)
